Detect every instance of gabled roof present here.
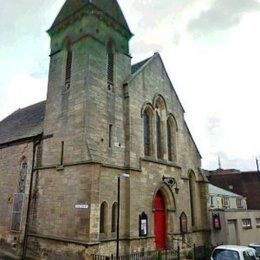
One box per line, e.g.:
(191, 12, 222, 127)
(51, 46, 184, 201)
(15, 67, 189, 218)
(0, 101, 46, 145)
(209, 184, 244, 198)
(131, 57, 152, 74)
(129, 53, 202, 158)
(50, 0, 131, 33)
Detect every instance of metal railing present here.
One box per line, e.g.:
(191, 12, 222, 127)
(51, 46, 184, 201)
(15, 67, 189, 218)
(92, 247, 180, 260)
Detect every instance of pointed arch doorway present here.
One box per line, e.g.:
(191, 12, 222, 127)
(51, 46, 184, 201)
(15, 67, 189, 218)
(154, 190, 166, 249)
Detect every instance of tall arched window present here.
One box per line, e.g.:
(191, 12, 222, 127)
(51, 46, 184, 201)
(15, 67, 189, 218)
(18, 160, 28, 193)
(154, 95, 167, 160)
(156, 111, 163, 159)
(167, 116, 177, 162)
(144, 109, 151, 156)
(11, 158, 27, 232)
(188, 171, 196, 227)
(107, 41, 114, 90)
(100, 201, 108, 234)
(65, 45, 72, 89)
(111, 202, 117, 233)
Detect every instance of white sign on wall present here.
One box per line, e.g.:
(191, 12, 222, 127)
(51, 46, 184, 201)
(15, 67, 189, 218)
(75, 204, 89, 209)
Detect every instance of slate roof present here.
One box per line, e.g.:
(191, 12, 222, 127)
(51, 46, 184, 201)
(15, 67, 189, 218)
(209, 184, 243, 198)
(50, 0, 131, 33)
(0, 101, 46, 145)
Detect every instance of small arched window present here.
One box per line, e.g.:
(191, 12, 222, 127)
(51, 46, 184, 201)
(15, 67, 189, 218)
(180, 212, 188, 233)
(167, 116, 177, 162)
(107, 41, 114, 90)
(100, 201, 108, 234)
(111, 202, 117, 233)
(65, 45, 72, 89)
(156, 111, 163, 159)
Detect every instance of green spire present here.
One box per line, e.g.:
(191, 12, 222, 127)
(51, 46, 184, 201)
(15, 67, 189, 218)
(50, 0, 132, 35)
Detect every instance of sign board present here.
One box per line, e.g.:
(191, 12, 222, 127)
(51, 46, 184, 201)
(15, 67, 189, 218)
(213, 213, 221, 230)
(75, 204, 89, 209)
(139, 212, 148, 237)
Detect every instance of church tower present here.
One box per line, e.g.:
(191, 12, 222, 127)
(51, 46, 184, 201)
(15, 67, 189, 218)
(42, 0, 133, 166)
(32, 0, 133, 256)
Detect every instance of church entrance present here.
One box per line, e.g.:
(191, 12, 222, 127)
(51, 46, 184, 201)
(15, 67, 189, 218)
(154, 190, 166, 249)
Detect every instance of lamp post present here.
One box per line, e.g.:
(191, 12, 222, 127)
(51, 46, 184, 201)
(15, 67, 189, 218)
(116, 173, 129, 260)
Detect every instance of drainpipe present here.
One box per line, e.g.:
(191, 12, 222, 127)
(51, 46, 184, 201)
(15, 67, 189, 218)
(21, 136, 41, 259)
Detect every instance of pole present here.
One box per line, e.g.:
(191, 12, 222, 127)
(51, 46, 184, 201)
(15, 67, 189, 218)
(116, 176, 120, 260)
(256, 158, 259, 172)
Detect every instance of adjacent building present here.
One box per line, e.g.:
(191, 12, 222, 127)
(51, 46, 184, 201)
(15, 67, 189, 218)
(0, 0, 210, 258)
(208, 184, 260, 246)
(207, 168, 260, 210)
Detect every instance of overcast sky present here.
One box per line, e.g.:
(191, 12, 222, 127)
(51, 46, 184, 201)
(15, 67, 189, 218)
(0, 0, 260, 171)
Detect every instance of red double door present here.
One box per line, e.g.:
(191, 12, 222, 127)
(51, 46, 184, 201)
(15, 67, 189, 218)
(154, 191, 166, 249)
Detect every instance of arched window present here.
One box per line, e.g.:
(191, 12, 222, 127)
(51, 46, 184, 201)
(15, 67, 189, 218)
(65, 45, 72, 89)
(188, 171, 196, 227)
(180, 212, 188, 233)
(18, 160, 27, 193)
(11, 158, 27, 232)
(111, 202, 117, 233)
(107, 41, 114, 90)
(156, 110, 163, 159)
(167, 116, 177, 162)
(144, 109, 151, 156)
(154, 95, 167, 160)
(100, 201, 108, 234)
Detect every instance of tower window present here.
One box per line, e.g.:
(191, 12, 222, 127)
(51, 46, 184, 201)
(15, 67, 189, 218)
(109, 124, 113, 148)
(65, 49, 72, 89)
(107, 42, 114, 90)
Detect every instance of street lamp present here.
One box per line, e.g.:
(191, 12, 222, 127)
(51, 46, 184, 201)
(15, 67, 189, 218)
(116, 173, 129, 260)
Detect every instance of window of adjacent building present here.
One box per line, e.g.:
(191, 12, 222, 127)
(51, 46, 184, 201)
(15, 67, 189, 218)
(111, 202, 117, 233)
(210, 196, 214, 207)
(107, 41, 114, 91)
(256, 218, 260, 227)
(11, 160, 27, 232)
(65, 48, 72, 89)
(156, 111, 163, 159)
(242, 218, 252, 229)
(236, 198, 243, 208)
(228, 185, 233, 190)
(100, 202, 108, 234)
(222, 197, 230, 208)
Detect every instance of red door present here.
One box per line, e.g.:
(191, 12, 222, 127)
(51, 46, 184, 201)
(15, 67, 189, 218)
(154, 191, 166, 249)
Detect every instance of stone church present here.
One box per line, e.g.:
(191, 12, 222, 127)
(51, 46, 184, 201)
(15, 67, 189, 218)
(0, 0, 209, 258)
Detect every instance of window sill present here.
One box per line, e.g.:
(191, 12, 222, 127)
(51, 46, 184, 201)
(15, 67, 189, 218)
(141, 157, 181, 169)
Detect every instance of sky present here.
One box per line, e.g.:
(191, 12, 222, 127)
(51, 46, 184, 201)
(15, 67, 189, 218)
(0, 0, 260, 171)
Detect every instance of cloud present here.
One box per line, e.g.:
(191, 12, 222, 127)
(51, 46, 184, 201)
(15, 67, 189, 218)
(187, 0, 260, 39)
